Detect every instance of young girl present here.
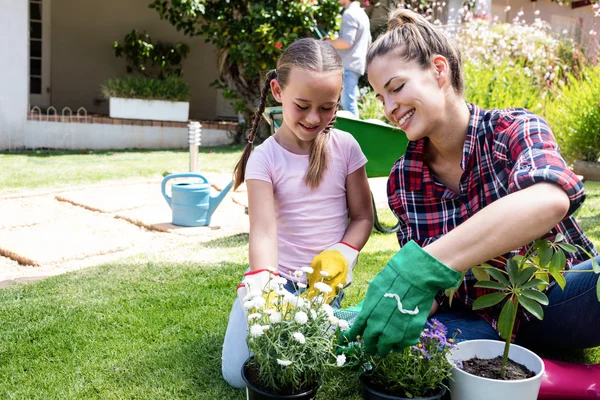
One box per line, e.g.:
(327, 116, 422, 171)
(343, 9, 600, 357)
(222, 38, 373, 388)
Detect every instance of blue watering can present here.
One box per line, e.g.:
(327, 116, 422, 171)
(161, 173, 232, 227)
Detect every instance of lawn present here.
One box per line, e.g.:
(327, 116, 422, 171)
(0, 149, 598, 399)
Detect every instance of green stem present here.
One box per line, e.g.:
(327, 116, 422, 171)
(500, 296, 519, 379)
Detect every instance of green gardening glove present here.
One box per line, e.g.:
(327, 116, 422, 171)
(341, 240, 461, 356)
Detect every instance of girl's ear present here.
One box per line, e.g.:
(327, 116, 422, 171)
(432, 55, 449, 89)
(270, 79, 283, 102)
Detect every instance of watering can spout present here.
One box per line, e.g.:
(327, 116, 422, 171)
(208, 180, 233, 219)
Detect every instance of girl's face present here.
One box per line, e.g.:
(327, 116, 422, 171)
(368, 52, 447, 141)
(271, 67, 342, 150)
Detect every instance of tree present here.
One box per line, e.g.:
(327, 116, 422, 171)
(149, 0, 340, 114)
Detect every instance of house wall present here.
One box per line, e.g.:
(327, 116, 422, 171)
(0, 0, 28, 149)
(491, 0, 596, 31)
(49, 0, 225, 121)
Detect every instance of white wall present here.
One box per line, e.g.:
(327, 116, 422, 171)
(0, 0, 28, 150)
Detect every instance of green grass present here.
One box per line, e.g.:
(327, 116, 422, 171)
(0, 147, 243, 194)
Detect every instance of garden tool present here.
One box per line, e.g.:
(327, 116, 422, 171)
(306, 242, 359, 302)
(161, 173, 232, 227)
(538, 358, 600, 399)
(341, 240, 462, 356)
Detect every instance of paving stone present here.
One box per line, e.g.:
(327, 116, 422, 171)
(0, 196, 62, 229)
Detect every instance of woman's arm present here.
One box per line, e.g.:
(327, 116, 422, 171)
(246, 179, 279, 271)
(341, 166, 374, 250)
(425, 182, 570, 272)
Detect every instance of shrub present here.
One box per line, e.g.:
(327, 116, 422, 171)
(113, 30, 190, 78)
(358, 88, 386, 122)
(544, 66, 600, 162)
(101, 75, 190, 102)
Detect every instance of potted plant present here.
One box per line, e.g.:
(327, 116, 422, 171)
(101, 30, 191, 122)
(357, 319, 458, 400)
(241, 269, 348, 399)
(447, 235, 600, 400)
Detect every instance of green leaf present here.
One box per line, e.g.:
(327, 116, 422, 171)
(472, 292, 508, 310)
(521, 278, 549, 290)
(538, 244, 553, 268)
(550, 271, 567, 290)
(555, 233, 565, 243)
(474, 280, 508, 290)
(515, 267, 537, 287)
(575, 245, 600, 273)
(497, 297, 515, 340)
(507, 258, 519, 284)
(487, 268, 510, 286)
(558, 243, 577, 253)
(520, 289, 549, 305)
(517, 294, 544, 320)
(472, 265, 491, 282)
(549, 250, 567, 274)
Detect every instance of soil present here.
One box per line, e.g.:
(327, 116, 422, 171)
(361, 374, 444, 399)
(461, 356, 535, 380)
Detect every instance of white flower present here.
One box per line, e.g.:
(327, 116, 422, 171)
(269, 312, 282, 324)
(320, 270, 329, 278)
(336, 354, 346, 367)
(250, 324, 264, 337)
(314, 282, 332, 294)
(338, 319, 350, 331)
(300, 266, 314, 274)
(243, 300, 255, 310)
(293, 270, 304, 278)
(328, 315, 340, 326)
(293, 332, 306, 344)
(295, 311, 308, 325)
(277, 359, 293, 366)
(252, 297, 266, 310)
(247, 313, 261, 322)
(321, 303, 334, 318)
(310, 309, 318, 320)
(337, 283, 343, 289)
(263, 309, 275, 315)
(297, 282, 307, 289)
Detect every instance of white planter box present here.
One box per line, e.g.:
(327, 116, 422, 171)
(109, 97, 189, 122)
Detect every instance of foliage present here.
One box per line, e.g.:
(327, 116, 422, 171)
(361, 319, 457, 398)
(113, 29, 190, 78)
(463, 61, 549, 113)
(544, 66, 600, 162)
(101, 74, 190, 102)
(467, 235, 600, 377)
(358, 87, 386, 122)
(457, 18, 585, 99)
(243, 270, 346, 394)
(149, 0, 340, 114)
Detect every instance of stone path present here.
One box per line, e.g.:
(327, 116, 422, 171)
(0, 176, 388, 287)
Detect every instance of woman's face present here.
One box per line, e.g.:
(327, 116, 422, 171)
(271, 67, 342, 149)
(368, 52, 446, 141)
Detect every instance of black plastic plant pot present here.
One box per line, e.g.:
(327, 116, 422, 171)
(360, 373, 447, 400)
(241, 359, 319, 400)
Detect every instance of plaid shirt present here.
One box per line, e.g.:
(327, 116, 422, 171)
(387, 104, 597, 336)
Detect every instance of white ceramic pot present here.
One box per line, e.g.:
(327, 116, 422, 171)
(447, 340, 544, 400)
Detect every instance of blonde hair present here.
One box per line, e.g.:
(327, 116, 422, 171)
(367, 9, 464, 95)
(233, 38, 343, 190)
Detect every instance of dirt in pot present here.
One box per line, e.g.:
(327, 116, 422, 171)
(461, 356, 535, 380)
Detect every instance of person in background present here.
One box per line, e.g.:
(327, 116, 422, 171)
(324, 0, 371, 118)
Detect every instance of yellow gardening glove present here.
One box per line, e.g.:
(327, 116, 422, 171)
(306, 242, 359, 302)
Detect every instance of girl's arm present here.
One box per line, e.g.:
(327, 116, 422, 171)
(342, 166, 374, 250)
(425, 181, 570, 272)
(246, 179, 279, 271)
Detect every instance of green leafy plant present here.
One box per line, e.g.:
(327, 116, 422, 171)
(544, 66, 600, 163)
(101, 75, 190, 102)
(359, 319, 457, 398)
(148, 0, 340, 114)
(113, 29, 190, 78)
(467, 235, 600, 378)
(358, 88, 387, 122)
(243, 269, 346, 395)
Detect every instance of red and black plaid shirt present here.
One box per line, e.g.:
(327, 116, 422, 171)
(387, 104, 597, 335)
